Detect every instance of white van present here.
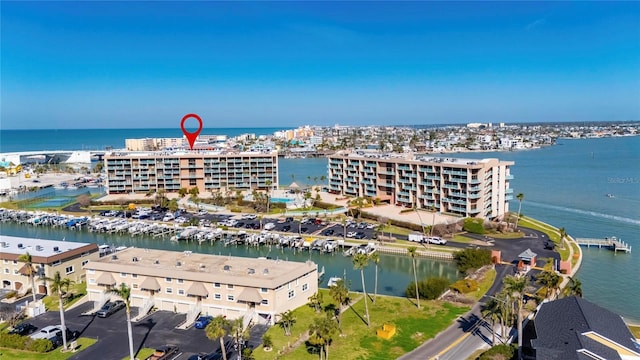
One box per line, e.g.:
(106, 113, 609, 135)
(264, 222, 276, 230)
(162, 213, 174, 222)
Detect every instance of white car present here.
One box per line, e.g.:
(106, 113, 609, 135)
(162, 213, 174, 222)
(198, 209, 208, 215)
(346, 231, 357, 238)
(264, 223, 276, 230)
(428, 237, 447, 245)
(242, 214, 257, 220)
(31, 325, 62, 340)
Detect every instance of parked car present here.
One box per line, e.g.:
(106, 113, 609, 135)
(346, 231, 357, 238)
(194, 315, 213, 329)
(427, 236, 447, 245)
(96, 300, 125, 318)
(354, 232, 366, 239)
(146, 345, 180, 360)
(30, 325, 63, 340)
(198, 209, 208, 215)
(9, 322, 37, 336)
(322, 229, 335, 236)
(282, 225, 291, 232)
(162, 213, 175, 222)
(50, 328, 80, 348)
(264, 223, 276, 230)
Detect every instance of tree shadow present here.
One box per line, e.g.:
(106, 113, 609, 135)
(472, 320, 493, 346)
(348, 304, 368, 326)
(77, 314, 96, 336)
(456, 313, 481, 333)
(134, 318, 156, 355)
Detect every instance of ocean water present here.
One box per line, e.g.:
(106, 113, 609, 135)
(0, 128, 290, 152)
(0, 129, 638, 321)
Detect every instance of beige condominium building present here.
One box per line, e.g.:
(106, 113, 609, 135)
(104, 150, 278, 195)
(0, 235, 99, 296)
(328, 151, 514, 219)
(85, 248, 318, 325)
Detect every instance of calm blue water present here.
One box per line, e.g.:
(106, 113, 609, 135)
(0, 129, 638, 321)
(0, 128, 290, 152)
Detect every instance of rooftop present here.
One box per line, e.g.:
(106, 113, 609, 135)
(105, 150, 277, 158)
(331, 150, 512, 166)
(0, 235, 94, 257)
(86, 247, 318, 289)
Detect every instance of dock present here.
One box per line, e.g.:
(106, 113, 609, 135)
(576, 237, 631, 253)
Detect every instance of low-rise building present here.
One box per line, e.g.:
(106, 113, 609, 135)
(0, 235, 99, 296)
(84, 248, 318, 324)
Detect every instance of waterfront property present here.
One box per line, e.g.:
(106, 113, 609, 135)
(84, 248, 318, 325)
(0, 235, 99, 295)
(104, 150, 278, 195)
(524, 296, 640, 359)
(327, 151, 514, 219)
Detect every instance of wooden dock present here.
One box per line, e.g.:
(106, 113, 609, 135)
(576, 237, 632, 253)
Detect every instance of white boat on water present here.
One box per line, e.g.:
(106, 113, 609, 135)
(327, 277, 342, 287)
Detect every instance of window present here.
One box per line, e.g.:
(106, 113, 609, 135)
(165, 277, 172, 283)
(214, 294, 221, 300)
(132, 284, 139, 289)
(81, 260, 89, 267)
(260, 288, 268, 293)
(178, 289, 185, 295)
(65, 266, 74, 275)
(120, 272, 127, 278)
(88, 269, 95, 274)
(227, 295, 235, 301)
(214, 282, 221, 288)
(132, 274, 138, 278)
(288, 290, 295, 299)
(12, 260, 17, 264)
(177, 279, 183, 284)
(166, 288, 172, 294)
(227, 284, 234, 289)
(4, 268, 8, 274)
(89, 278, 96, 285)
(261, 299, 269, 306)
(189, 179, 197, 186)
(302, 283, 308, 292)
(13, 269, 18, 275)
(3, 259, 8, 264)
(52, 260, 61, 266)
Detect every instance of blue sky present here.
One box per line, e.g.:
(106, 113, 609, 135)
(2, 1, 639, 129)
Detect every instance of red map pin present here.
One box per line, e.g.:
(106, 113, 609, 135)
(180, 113, 203, 150)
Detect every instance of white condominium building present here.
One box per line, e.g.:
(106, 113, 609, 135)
(85, 248, 318, 325)
(104, 150, 278, 195)
(327, 151, 514, 219)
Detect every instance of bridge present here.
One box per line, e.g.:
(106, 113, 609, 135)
(575, 237, 632, 253)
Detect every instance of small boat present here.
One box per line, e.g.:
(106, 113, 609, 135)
(327, 277, 342, 287)
(606, 194, 614, 198)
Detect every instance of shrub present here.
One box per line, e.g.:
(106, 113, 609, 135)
(26, 339, 54, 353)
(476, 344, 517, 360)
(262, 333, 273, 349)
(450, 279, 479, 294)
(463, 218, 485, 234)
(405, 277, 450, 300)
(0, 333, 27, 349)
(454, 248, 492, 273)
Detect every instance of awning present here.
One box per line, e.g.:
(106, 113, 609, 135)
(96, 272, 116, 286)
(237, 288, 263, 303)
(140, 277, 161, 292)
(186, 282, 209, 297)
(518, 248, 537, 260)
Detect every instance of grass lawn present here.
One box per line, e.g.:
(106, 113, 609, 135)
(123, 348, 156, 360)
(452, 234, 475, 244)
(0, 337, 97, 360)
(255, 291, 469, 360)
(628, 325, 640, 339)
(43, 282, 87, 311)
(469, 268, 497, 301)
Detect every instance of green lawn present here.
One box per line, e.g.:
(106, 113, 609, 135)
(469, 268, 497, 301)
(43, 282, 87, 311)
(122, 348, 156, 360)
(255, 291, 469, 360)
(0, 337, 97, 359)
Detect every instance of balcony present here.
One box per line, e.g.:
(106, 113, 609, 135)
(443, 169, 467, 176)
(506, 188, 514, 194)
(443, 184, 459, 190)
(397, 165, 411, 171)
(505, 174, 514, 180)
(426, 175, 440, 180)
(378, 169, 395, 175)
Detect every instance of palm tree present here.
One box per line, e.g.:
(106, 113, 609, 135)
(43, 271, 73, 350)
(536, 270, 561, 300)
(230, 316, 249, 359)
(277, 310, 296, 336)
(328, 279, 350, 328)
(206, 316, 230, 360)
(559, 227, 567, 250)
(17, 252, 38, 302)
(352, 253, 370, 327)
(108, 283, 135, 360)
(308, 317, 339, 360)
(482, 297, 502, 345)
(503, 275, 528, 360)
(407, 246, 420, 309)
(515, 193, 524, 228)
(308, 292, 323, 313)
(370, 253, 380, 304)
(563, 276, 583, 298)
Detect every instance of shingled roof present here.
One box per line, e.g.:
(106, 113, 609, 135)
(529, 296, 640, 360)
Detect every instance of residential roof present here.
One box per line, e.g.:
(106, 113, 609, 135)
(0, 235, 98, 264)
(518, 248, 537, 260)
(139, 277, 161, 291)
(85, 248, 318, 289)
(530, 296, 640, 360)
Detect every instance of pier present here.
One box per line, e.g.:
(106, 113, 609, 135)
(576, 237, 631, 253)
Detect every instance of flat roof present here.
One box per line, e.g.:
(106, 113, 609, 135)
(86, 248, 318, 289)
(0, 235, 94, 257)
(105, 150, 277, 158)
(331, 151, 513, 166)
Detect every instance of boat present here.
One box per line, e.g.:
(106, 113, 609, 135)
(327, 277, 342, 287)
(606, 193, 614, 198)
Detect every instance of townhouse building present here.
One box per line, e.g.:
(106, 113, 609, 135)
(0, 235, 99, 296)
(328, 151, 514, 219)
(84, 248, 318, 325)
(104, 150, 278, 195)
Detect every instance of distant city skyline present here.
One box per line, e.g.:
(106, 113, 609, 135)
(2, 1, 639, 129)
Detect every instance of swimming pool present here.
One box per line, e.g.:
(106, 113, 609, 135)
(270, 197, 294, 203)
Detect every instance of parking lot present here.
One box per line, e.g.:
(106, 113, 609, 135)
(22, 301, 266, 360)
